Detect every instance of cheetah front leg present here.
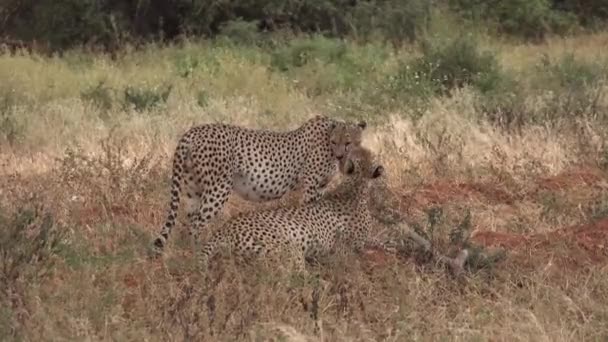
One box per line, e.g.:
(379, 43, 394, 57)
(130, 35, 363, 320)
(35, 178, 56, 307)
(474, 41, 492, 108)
(300, 175, 327, 205)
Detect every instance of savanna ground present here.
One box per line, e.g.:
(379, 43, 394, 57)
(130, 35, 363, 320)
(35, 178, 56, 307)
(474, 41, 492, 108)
(2, 22, 608, 340)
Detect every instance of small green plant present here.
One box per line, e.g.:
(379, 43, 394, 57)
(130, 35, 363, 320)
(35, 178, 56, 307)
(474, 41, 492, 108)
(0, 204, 63, 287)
(0, 93, 23, 146)
(81, 80, 114, 111)
(544, 54, 606, 89)
(475, 72, 525, 129)
(173, 54, 200, 78)
(589, 194, 608, 220)
(123, 84, 172, 112)
(196, 90, 210, 108)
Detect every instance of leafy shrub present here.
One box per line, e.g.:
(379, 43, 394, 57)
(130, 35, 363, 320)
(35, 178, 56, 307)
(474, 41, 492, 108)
(218, 19, 262, 46)
(413, 36, 503, 93)
(123, 84, 172, 112)
(383, 62, 437, 114)
(385, 36, 505, 111)
(58, 133, 161, 205)
(0, 202, 64, 339)
(0, 204, 63, 289)
(0, 205, 65, 340)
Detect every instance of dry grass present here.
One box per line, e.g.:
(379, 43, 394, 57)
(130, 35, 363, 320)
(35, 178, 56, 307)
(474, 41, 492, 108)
(1, 32, 608, 341)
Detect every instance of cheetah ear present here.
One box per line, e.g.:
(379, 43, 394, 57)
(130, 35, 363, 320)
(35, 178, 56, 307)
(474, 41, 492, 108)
(372, 165, 384, 178)
(358, 121, 367, 130)
(345, 160, 355, 174)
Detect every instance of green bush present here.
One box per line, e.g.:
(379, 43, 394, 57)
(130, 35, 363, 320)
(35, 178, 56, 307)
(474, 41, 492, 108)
(535, 54, 608, 118)
(173, 53, 201, 79)
(476, 83, 527, 129)
(544, 54, 607, 89)
(390, 36, 505, 98)
(218, 19, 262, 46)
(123, 84, 172, 112)
(449, 0, 577, 40)
(270, 36, 348, 72)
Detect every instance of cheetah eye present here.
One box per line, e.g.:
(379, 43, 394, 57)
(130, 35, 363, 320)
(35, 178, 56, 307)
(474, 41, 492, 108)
(331, 141, 337, 145)
(345, 142, 351, 146)
(372, 165, 384, 178)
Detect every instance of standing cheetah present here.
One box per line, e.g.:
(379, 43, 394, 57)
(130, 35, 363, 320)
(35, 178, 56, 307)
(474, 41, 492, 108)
(198, 146, 386, 271)
(152, 115, 367, 254)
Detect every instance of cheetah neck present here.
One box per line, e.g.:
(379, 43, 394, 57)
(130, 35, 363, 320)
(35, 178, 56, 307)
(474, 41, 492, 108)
(325, 177, 371, 211)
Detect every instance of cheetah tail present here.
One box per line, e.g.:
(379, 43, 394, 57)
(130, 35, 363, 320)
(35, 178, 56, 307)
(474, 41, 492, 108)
(183, 145, 194, 172)
(151, 155, 184, 255)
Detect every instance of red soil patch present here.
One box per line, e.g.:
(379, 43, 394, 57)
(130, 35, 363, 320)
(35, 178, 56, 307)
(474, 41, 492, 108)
(471, 218, 608, 268)
(402, 165, 606, 208)
(536, 166, 605, 192)
(408, 181, 515, 207)
(362, 247, 395, 266)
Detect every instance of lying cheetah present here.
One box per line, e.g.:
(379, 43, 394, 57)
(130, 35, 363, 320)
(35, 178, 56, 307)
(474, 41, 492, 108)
(199, 146, 385, 271)
(152, 115, 367, 254)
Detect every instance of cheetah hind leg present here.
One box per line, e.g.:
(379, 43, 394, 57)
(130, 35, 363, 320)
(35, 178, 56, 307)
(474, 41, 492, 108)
(191, 182, 232, 266)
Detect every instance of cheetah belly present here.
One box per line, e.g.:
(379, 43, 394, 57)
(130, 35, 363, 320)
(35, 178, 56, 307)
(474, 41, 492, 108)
(232, 172, 291, 202)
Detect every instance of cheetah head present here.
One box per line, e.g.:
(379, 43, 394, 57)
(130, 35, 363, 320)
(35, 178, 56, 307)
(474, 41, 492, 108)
(329, 120, 367, 162)
(340, 146, 384, 180)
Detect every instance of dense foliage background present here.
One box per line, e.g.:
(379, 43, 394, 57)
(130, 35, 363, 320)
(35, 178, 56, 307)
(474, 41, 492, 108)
(1, 0, 607, 51)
